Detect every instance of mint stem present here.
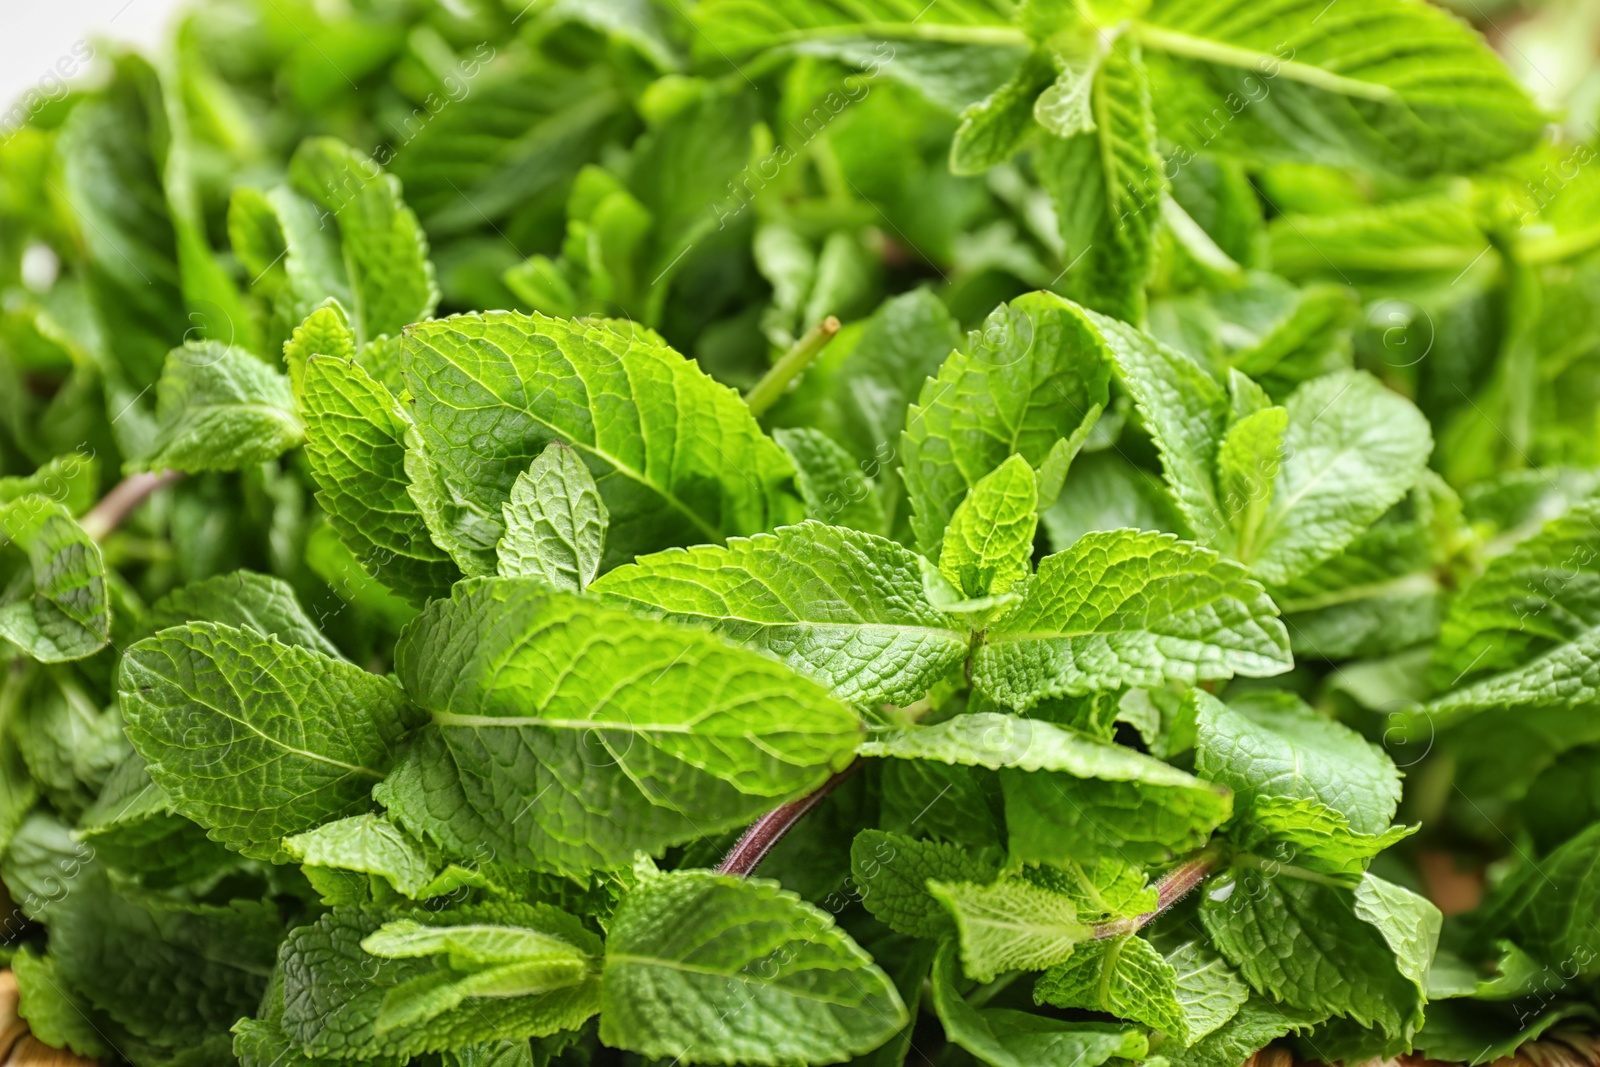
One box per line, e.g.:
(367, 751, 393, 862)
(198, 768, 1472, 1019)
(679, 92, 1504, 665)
(1089, 844, 1223, 940)
(716, 759, 862, 876)
(743, 316, 841, 418)
(81, 470, 183, 541)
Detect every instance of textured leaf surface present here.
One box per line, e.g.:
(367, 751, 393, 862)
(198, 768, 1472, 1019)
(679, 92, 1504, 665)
(283, 814, 435, 898)
(404, 312, 803, 568)
(972, 530, 1291, 708)
(902, 292, 1110, 557)
(118, 622, 417, 860)
(850, 829, 1000, 940)
(773, 427, 887, 536)
(1034, 935, 1187, 1038)
(381, 578, 862, 876)
(1141, 0, 1546, 176)
(1194, 690, 1400, 836)
(592, 522, 967, 708)
(600, 869, 906, 1065)
(929, 876, 1089, 981)
(137, 341, 302, 473)
(146, 570, 342, 658)
(0, 497, 110, 662)
(496, 441, 609, 592)
(301, 352, 460, 604)
(939, 454, 1037, 599)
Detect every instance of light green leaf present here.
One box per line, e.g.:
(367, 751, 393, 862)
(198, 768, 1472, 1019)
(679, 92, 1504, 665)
(380, 578, 861, 876)
(861, 712, 1233, 863)
(930, 876, 1090, 981)
(1242, 371, 1431, 584)
(1034, 935, 1186, 1039)
(497, 441, 609, 592)
(939, 454, 1038, 599)
(1194, 690, 1399, 836)
(1034, 45, 1104, 137)
(0, 496, 111, 662)
(1198, 869, 1429, 1038)
(1216, 405, 1286, 561)
(930, 941, 1149, 1067)
(1245, 795, 1416, 874)
(135, 341, 302, 473)
(773, 426, 887, 536)
(280, 904, 601, 1059)
(1432, 496, 1600, 688)
(282, 300, 357, 397)
(592, 521, 967, 708)
(404, 312, 803, 570)
(687, 0, 1016, 58)
(599, 869, 907, 1065)
(850, 829, 1000, 939)
(1139, 0, 1545, 176)
(300, 351, 462, 605)
(1037, 42, 1164, 322)
(117, 622, 418, 861)
(288, 137, 439, 344)
(1164, 937, 1253, 1044)
(146, 570, 343, 659)
(1162, 994, 1325, 1067)
(0, 452, 99, 516)
(950, 51, 1055, 175)
(902, 292, 1110, 558)
(283, 814, 435, 899)
(972, 529, 1290, 708)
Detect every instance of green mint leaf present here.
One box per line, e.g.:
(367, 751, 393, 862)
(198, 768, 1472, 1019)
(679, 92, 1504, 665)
(1034, 934, 1188, 1039)
(1033, 42, 1103, 138)
(283, 814, 437, 899)
(972, 530, 1291, 708)
(592, 521, 967, 708)
(1216, 404, 1287, 560)
(1037, 42, 1164, 321)
(1164, 936, 1254, 1045)
(0, 496, 111, 662)
(1140, 0, 1545, 176)
(950, 50, 1055, 175)
(381, 578, 861, 876)
(599, 868, 906, 1065)
(687, 1, 1014, 58)
(146, 570, 343, 659)
(300, 350, 462, 605)
(117, 621, 417, 860)
(1040, 452, 1186, 550)
(1243, 795, 1416, 875)
(135, 341, 302, 474)
(1433, 496, 1600, 688)
(938, 453, 1038, 599)
(282, 300, 356, 397)
(7, 666, 124, 816)
(404, 312, 803, 568)
(496, 441, 609, 592)
(288, 137, 439, 344)
(850, 829, 1001, 940)
(77, 751, 244, 890)
(930, 940, 1148, 1067)
(1475, 821, 1600, 977)
(929, 876, 1090, 981)
(861, 712, 1232, 863)
(773, 426, 888, 535)
(1242, 370, 1432, 584)
(1199, 870, 1435, 1039)
(901, 292, 1110, 558)
(0, 452, 100, 516)
(1161, 994, 1326, 1067)
(280, 904, 601, 1059)
(1194, 690, 1400, 837)
(11, 945, 112, 1059)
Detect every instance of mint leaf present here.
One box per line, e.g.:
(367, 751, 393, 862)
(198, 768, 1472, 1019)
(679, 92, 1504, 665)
(861, 712, 1233, 863)
(773, 426, 888, 535)
(0, 496, 110, 662)
(929, 875, 1090, 981)
(850, 829, 1000, 939)
(939, 454, 1038, 598)
(1034, 934, 1187, 1038)
(146, 570, 343, 658)
(972, 530, 1291, 708)
(950, 50, 1055, 175)
(1163, 994, 1326, 1067)
(283, 814, 436, 899)
(118, 622, 417, 860)
(592, 521, 967, 707)
(599, 868, 906, 1065)
(901, 292, 1110, 557)
(404, 312, 803, 568)
(280, 904, 601, 1059)
(382, 578, 861, 875)
(300, 350, 460, 604)
(496, 441, 608, 591)
(930, 940, 1148, 1067)
(135, 341, 302, 473)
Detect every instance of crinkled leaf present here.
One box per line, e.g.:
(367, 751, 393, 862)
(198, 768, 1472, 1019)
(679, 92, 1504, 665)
(850, 829, 1000, 940)
(938, 454, 1038, 599)
(145, 570, 342, 658)
(0, 496, 110, 662)
(496, 441, 609, 592)
(136, 341, 302, 473)
(930, 876, 1089, 982)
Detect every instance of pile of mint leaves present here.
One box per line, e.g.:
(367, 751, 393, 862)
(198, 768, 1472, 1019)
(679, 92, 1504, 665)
(3, 0, 1600, 1064)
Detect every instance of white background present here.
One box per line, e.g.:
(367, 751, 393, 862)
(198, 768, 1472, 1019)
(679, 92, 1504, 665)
(3, 1, 186, 109)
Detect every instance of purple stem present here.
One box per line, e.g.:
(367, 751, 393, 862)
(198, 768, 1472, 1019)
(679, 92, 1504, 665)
(80, 471, 183, 541)
(716, 761, 863, 876)
(1089, 846, 1222, 940)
